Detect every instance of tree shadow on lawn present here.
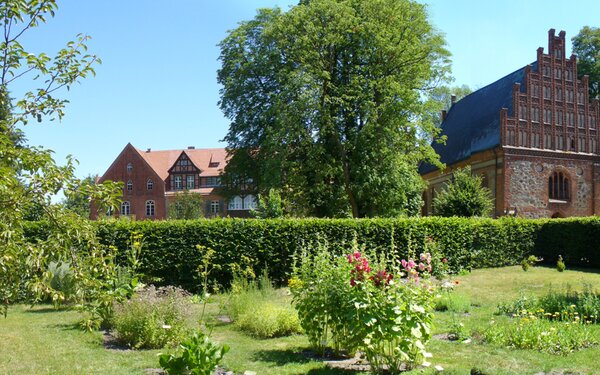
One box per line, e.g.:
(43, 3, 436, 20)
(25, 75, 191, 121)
(25, 305, 73, 314)
(252, 349, 362, 374)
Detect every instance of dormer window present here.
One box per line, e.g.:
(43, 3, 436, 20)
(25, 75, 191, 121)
(209, 161, 220, 168)
(127, 163, 133, 173)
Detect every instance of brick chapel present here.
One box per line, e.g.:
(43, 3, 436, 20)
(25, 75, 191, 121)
(421, 29, 600, 218)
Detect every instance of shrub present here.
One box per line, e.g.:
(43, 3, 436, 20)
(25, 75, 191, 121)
(158, 331, 229, 375)
(112, 286, 192, 349)
(556, 255, 566, 272)
(484, 312, 597, 355)
(47, 261, 78, 303)
(227, 271, 301, 338)
(432, 166, 494, 217)
(291, 243, 436, 372)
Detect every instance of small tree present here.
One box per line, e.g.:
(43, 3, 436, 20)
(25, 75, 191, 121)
(168, 190, 205, 219)
(432, 166, 494, 217)
(251, 188, 285, 218)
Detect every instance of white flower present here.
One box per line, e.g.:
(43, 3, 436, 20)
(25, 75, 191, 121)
(162, 325, 172, 329)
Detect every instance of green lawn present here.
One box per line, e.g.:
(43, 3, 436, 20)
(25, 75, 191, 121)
(1, 266, 599, 374)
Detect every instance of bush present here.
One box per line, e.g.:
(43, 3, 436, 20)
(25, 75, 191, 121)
(432, 166, 494, 217)
(112, 286, 192, 349)
(158, 331, 229, 375)
(47, 261, 78, 303)
(290, 243, 437, 372)
(22, 217, 600, 292)
(227, 271, 301, 338)
(556, 255, 566, 272)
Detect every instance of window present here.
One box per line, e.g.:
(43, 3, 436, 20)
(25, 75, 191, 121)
(147, 179, 153, 190)
(565, 69, 572, 81)
(145, 200, 155, 216)
(556, 134, 564, 150)
(567, 112, 574, 126)
(519, 104, 528, 120)
(205, 177, 221, 187)
(569, 136, 575, 151)
(578, 112, 585, 128)
(556, 110, 563, 125)
(548, 171, 569, 201)
(532, 107, 539, 122)
(507, 130, 516, 146)
(174, 175, 182, 190)
(543, 86, 551, 99)
(519, 130, 527, 147)
(590, 115, 596, 129)
(531, 84, 539, 97)
(566, 89, 574, 102)
(556, 87, 562, 101)
(228, 196, 243, 210)
(577, 91, 584, 104)
(127, 180, 133, 191)
(592, 138, 598, 153)
(244, 195, 258, 210)
(544, 133, 553, 149)
(121, 201, 130, 216)
(187, 175, 195, 189)
(544, 109, 552, 124)
(210, 200, 220, 214)
(554, 67, 561, 79)
(578, 136, 586, 152)
(543, 65, 550, 76)
(532, 132, 540, 148)
(554, 48, 562, 59)
(127, 163, 133, 173)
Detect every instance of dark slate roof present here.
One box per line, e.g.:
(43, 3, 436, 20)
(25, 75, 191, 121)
(420, 61, 537, 174)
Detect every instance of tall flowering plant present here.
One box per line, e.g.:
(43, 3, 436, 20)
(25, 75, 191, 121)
(291, 245, 437, 372)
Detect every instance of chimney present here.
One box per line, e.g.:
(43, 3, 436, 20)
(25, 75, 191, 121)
(146, 148, 151, 153)
(450, 94, 456, 105)
(187, 146, 195, 149)
(441, 110, 447, 121)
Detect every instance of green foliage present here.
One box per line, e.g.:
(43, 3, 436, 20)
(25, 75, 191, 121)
(435, 292, 471, 314)
(62, 175, 96, 218)
(251, 188, 285, 218)
(484, 312, 597, 355)
(158, 331, 229, 375)
(425, 84, 472, 128)
(218, 0, 451, 218)
(521, 255, 539, 272)
(227, 270, 301, 338)
(572, 26, 600, 99)
(47, 261, 78, 303)
(0, 0, 126, 318)
(447, 319, 470, 341)
(557, 255, 566, 272)
(433, 166, 494, 217)
(112, 286, 192, 349)
(290, 244, 436, 371)
(168, 190, 205, 220)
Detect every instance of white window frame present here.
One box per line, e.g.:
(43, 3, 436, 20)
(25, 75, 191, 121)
(228, 196, 243, 210)
(121, 201, 131, 216)
(145, 200, 155, 216)
(244, 195, 257, 210)
(147, 179, 153, 190)
(210, 200, 220, 214)
(187, 175, 195, 189)
(127, 180, 133, 191)
(174, 175, 182, 190)
(127, 163, 133, 173)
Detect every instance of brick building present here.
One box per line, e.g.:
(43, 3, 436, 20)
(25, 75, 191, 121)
(421, 29, 600, 218)
(92, 143, 257, 220)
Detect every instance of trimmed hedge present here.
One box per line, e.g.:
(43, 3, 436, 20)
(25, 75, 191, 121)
(22, 217, 599, 292)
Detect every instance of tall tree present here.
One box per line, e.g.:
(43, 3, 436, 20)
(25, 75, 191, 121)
(218, 0, 451, 218)
(0, 1, 120, 315)
(572, 26, 600, 99)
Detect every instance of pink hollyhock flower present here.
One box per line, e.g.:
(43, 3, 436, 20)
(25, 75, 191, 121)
(354, 251, 361, 259)
(427, 264, 432, 273)
(347, 253, 354, 263)
(408, 259, 416, 269)
(418, 262, 426, 271)
(401, 259, 407, 268)
(350, 278, 356, 287)
(427, 255, 432, 264)
(420, 253, 427, 261)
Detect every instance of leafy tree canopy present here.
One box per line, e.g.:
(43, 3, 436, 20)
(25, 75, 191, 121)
(218, 0, 451, 218)
(168, 190, 205, 220)
(251, 188, 285, 218)
(0, 0, 121, 316)
(432, 166, 494, 217)
(572, 26, 600, 99)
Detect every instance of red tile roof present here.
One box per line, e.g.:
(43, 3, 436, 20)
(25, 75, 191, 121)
(134, 147, 228, 181)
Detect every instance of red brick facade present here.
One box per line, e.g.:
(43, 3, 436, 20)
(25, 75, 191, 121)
(92, 144, 256, 220)
(423, 29, 600, 218)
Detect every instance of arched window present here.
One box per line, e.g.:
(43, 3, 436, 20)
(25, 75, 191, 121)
(147, 179, 154, 190)
(127, 162, 133, 173)
(228, 196, 243, 210)
(145, 200, 155, 216)
(121, 201, 130, 216)
(549, 171, 569, 201)
(244, 195, 258, 210)
(127, 180, 133, 191)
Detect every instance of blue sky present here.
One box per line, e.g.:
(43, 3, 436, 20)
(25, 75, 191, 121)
(15, 0, 600, 179)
